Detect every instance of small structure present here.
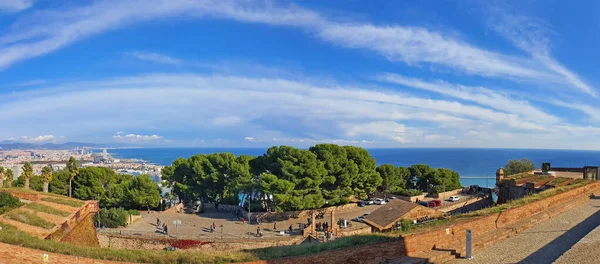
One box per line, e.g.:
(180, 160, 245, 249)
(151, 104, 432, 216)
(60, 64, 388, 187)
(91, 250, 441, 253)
(362, 200, 443, 232)
(495, 168, 505, 184)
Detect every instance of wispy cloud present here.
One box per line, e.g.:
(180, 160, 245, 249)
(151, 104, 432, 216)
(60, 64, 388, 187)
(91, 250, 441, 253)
(0, 0, 590, 97)
(486, 6, 595, 96)
(0, 73, 596, 148)
(0, 0, 33, 13)
(377, 73, 559, 123)
(130, 51, 182, 65)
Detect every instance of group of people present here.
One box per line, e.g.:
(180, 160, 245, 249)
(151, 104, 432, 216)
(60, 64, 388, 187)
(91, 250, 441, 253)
(156, 217, 168, 235)
(315, 221, 330, 231)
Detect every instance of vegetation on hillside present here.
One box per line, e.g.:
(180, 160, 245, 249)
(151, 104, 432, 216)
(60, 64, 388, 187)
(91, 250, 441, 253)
(503, 158, 535, 176)
(162, 144, 462, 212)
(25, 203, 70, 217)
(4, 210, 55, 229)
(41, 197, 84, 207)
(0, 192, 23, 215)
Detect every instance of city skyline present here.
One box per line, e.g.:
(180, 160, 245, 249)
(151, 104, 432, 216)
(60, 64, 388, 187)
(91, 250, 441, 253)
(1, 1, 600, 149)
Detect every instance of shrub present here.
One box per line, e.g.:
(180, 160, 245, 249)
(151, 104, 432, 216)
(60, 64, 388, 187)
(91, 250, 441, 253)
(127, 209, 140, 216)
(395, 189, 423, 197)
(95, 207, 128, 228)
(0, 192, 23, 215)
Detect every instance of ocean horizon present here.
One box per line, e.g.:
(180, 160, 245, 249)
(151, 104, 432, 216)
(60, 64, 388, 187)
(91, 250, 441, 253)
(108, 147, 600, 188)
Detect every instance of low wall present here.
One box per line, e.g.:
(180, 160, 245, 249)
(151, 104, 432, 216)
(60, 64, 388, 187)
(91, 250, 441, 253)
(252, 203, 359, 223)
(98, 234, 305, 251)
(434, 189, 463, 200)
(125, 214, 142, 225)
(338, 226, 371, 237)
(397, 194, 426, 203)
(402, 181, 600, 255)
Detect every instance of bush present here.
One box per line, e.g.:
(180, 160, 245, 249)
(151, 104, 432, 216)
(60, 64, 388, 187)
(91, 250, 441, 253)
(95, 207, 128, 228)
(395, 189, 423, 197)
(127, 209, 140, 216)
(0, 192, 23, 215)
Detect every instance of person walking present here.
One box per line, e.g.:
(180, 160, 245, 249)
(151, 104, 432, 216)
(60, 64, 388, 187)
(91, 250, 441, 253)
(256, 226, 261, 236)
(156, 217, 160, 226)
(164, 224, 168, 235)
(288, 224, 293, 234)
(273, 222, 277, 231)
(212, 222, 216, 231)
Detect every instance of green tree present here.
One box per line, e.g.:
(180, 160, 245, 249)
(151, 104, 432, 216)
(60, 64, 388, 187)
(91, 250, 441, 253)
(503, 158, 535, 176)
(41, 166, 52, 193)
(309, 144, 357, 205)
(376, 164, 408, 193)
(343, 146, 381, 200)
(0, 166, 4, 189)
(66, 157, 78, 197)
(4, 168, 13, 187)
(258, 146, 327, 210)
(128, 174, 161, 211)
(49, 170, 70, 195)
(22, 162, 33, 189)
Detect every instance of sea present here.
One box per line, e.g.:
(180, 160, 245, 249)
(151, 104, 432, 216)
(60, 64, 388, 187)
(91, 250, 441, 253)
(108, 148, 600, 188)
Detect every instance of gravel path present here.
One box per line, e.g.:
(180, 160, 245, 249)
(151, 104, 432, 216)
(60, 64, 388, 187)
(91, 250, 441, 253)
(450, 198, 600, 264)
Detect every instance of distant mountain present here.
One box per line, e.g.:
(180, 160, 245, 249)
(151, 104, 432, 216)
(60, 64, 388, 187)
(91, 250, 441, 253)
(0, 141, 128, 150)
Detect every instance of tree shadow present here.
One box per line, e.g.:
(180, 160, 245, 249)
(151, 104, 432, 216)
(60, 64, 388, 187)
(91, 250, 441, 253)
(519, 210, 600, 264)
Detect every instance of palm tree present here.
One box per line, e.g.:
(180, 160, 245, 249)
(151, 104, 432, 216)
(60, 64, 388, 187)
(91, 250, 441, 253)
(66, 157, 78, 197)
(22, 162, 33, 189)
(0, 166, 4, 188)
(42, 166, 52, 193)
(5, 168, 13, 187)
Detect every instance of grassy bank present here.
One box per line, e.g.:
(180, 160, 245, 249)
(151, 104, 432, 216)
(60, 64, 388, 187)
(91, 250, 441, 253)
(4, 210, 56, 229)
(41, 197, 84, 207)
(25, 202, 70, 217)
(248, 234, 395, 259)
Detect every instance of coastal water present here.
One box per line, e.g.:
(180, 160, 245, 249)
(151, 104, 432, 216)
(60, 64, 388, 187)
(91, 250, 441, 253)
(109, 148, 600, 188)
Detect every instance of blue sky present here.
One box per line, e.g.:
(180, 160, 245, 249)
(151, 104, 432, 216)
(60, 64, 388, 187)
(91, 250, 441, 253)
(1, 0, 600, 149)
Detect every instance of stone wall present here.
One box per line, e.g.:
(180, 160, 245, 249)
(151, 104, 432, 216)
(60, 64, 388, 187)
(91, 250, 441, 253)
(338, 226, 372, 237)
(397, 194, 426, 203)
(46, 201, 99, 242)
(433, 188, 463, 200)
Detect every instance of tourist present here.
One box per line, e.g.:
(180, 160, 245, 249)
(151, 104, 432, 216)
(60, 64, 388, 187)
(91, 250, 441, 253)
(212, 222, 216, 231)
(164, 224, 168, 235)
(257, 226, 261, 236)
(241, 217, 245, 224)
(288, 224, 293, 234)
(210, 224, 214, 232)
(156, 217, 160, 226)
(273, 222, 277, 231)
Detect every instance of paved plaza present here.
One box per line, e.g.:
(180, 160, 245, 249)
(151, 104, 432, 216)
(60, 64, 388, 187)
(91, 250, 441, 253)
(451, 197, 600, 264)
(99, 204, 375, 241)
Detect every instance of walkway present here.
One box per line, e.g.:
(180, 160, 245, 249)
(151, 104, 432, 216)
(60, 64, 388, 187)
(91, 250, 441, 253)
(450, 197, 600, 264)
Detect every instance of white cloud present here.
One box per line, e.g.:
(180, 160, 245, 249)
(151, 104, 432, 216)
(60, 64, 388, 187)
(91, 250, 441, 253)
(0, 73, 596, 148)
(377, 73, 559, 124)
(0, 0, 590, 97)
(130, 51, 182, 65)
(112, 132, 163, 141)
(7, 135, 61, 143)
(487, 7, 595, 96)
(0, 0, 32, 13)
(244, 137, 255, 142)
(211, 115, 241, 126)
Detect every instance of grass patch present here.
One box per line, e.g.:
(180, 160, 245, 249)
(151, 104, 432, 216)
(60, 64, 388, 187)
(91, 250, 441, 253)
(4, 210, 55, 229)
(25, 203, 70, 217)
(546, 177, 572, 186)
(0, 222, 255, 263)
(248, 234, 396, 259)
(506, 172, 534, 180)
(41, 197, 84, 207)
